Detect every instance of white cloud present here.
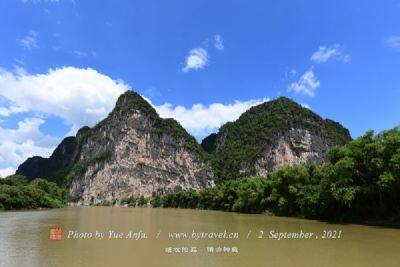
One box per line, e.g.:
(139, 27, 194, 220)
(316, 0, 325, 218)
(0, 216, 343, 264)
(149, 98, 269, 139)
(0, 167, 15, 178)
(214, 35, 224, 51)
(0, 67, 129, 134)
(311, 44, 350, 63)
(386, 36, 400, 52)
(181, 34, 224, 72)
(19, 31, 39, 50)
(0, 105, 27, 117)
(288, 69, 320, 97)
(182, 48, 209, 72)
(0, 118, 59, 175)
(0, 66, 129, 173)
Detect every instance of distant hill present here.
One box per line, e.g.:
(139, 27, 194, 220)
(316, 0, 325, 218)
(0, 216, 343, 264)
(201, 97, 351, 181)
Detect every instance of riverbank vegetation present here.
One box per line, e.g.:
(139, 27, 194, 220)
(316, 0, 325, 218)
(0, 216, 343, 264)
(153, 128, 400, 223)
(0, 175, 67, 210)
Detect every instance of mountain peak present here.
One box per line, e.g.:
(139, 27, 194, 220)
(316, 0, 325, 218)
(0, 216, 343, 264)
(273, 96, 298, 103)
(201, 96, 351, 181)
(248, 96, 306, 114)
(114, 90, 158, 118)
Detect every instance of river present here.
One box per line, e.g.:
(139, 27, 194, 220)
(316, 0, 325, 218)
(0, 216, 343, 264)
(1, 207, 399, 267)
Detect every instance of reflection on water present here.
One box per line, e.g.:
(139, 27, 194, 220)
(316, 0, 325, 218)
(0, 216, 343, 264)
(1, 207, 400, 267)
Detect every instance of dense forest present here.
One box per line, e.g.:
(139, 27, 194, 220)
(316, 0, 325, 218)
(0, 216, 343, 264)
(0, 175, 67, 210)
(149, 128, 400, 224)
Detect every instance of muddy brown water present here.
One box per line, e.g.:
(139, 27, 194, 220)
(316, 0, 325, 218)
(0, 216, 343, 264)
(1, 207, 399, 267)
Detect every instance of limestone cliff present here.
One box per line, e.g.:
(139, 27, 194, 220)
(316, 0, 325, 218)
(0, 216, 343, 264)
(17, 91, 214, 204)
(252, 128, 333, 177)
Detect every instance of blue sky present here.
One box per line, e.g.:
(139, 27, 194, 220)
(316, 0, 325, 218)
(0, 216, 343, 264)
(0, 0, 399, 176)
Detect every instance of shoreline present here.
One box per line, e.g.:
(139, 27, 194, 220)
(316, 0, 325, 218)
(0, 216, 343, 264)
(4, 204, 400, 229)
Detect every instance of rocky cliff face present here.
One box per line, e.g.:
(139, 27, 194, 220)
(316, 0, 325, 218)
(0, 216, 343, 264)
(17, 91, 214, 204)
(252, 128, 331, 177)
(201, 97, 352, 181)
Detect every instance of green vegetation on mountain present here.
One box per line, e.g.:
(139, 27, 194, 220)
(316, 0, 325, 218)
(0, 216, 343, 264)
(201, 133, 217, 154)
(16, 136, 78, 185)
(157, 128, 400, 224)
(201, 97, 352, 182)
(0, 175, 67, 210)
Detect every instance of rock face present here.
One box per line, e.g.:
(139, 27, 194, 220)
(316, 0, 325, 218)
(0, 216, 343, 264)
(201, 97, 352, 180)
(17, 91, 214, 204)
(252, 128, 331, 177)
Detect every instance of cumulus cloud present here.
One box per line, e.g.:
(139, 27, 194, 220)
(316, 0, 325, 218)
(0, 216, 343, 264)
(0, 67, 129, 134)
(214, 35, 224, 51)
(0, 118, 59, 176)
(182, 48, 209, 72)
(19, 31, 39, 50)
(0, 66, 129, 174)
(311, 44, 350, 63)
(150, 98, 269, 138)
(386, 36, 400, 52)
(288, 69, 320, 97)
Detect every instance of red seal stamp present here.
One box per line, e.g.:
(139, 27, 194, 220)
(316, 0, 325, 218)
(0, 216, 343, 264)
(49, 226, 63, 241)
